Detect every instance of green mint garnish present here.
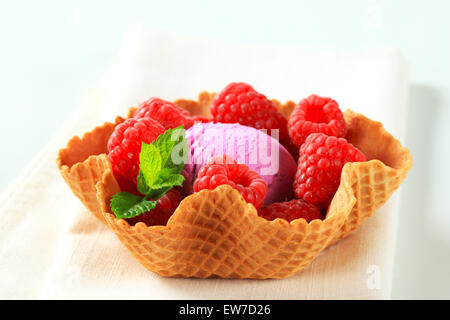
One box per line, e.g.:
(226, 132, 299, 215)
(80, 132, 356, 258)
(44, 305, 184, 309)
(110, 193, 157, 219)
(110, 126, 187, 219)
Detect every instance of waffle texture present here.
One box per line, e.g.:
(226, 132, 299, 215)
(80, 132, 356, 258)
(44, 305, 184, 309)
(57, 92, 412, 279)
(57, 116, 125, 222)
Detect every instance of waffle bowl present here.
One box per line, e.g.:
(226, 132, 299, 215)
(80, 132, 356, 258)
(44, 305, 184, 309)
(57, 92, 412, 279)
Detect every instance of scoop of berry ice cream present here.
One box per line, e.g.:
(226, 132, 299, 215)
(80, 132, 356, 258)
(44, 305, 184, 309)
(183, 122, 297, 205)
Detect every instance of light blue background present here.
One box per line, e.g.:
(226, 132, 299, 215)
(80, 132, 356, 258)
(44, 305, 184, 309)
(1, 0, 449, 299)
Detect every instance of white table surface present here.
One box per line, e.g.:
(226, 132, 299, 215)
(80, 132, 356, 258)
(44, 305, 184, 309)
(0, 0, 449, 299)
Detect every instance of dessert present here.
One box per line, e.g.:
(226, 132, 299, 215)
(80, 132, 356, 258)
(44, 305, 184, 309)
(57, 83, 412, 279)
(211, 82, 289, 145)
(134, 97, 194, 130)
(193, 155, 268, 209)
(258, 199, 322, 223)
(288, 94, 347, 147)
(293, 133, 366, 208)
(183, 122, 297, 205)
(108, 117, 165, 184)
(125, 189, 182, 226)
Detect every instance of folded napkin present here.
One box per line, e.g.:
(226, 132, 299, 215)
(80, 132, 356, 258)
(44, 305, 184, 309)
(0, 24, 409, 299)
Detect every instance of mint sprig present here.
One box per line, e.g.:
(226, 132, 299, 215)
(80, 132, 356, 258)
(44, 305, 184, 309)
(111, 126, 187, 220)
(110, 193, 157, 219)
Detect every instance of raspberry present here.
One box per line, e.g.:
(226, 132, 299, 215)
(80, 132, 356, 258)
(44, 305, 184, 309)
(258, 199, 322, 223)
(193, 155, 268, 209)
(294, 133, 366, 208)
(125, 189, 182, 226)
(288, 94, 347, 147)
(108, 117, 165, 183)
(211, 82, 289, 144)
(134, 97, 194, 130)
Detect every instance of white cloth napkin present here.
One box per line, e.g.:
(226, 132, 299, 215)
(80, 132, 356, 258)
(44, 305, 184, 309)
(0, 24, 409, 299)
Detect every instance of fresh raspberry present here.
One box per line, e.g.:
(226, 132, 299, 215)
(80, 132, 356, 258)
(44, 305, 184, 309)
(258, 199, 322, 223)
(134, 97, 194, 130)
(193, 155, 268, 209)
(125, 189, 182, 226)
(294, 133, 366, 208)
(211, 82, 289, 144)
(193, 115, 212, 124)
(108, 117, 165, 183)
(288, 94, 347, 147)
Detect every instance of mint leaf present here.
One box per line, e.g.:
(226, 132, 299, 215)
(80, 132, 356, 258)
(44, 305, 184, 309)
(154, 127, 177, 167)
(110, 126, 188, 220)
(136, 171, 150, 195)
(153, 126, 187, 172)
(149, 174, 185, 199)
(152, 174, 185, 190)
(139, 126, 187, 192)
(139, 142, 162, 188)
(111, 192, 157, 219)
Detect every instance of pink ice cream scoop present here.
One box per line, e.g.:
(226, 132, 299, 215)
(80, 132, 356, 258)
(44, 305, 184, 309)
(183, 122, 297, 205)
